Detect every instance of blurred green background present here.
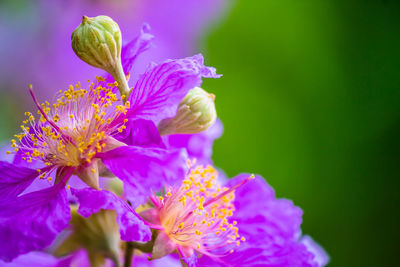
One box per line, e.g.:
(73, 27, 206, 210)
(203, 1, 400, 266)
(1, 0, 399, 266)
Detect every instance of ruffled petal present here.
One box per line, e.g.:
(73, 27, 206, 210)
(0, 184, 70, 262)
(98, 146, 187, 207)
(165, 119, 223, 164)
(122, 23, 154, 75)
(127, 54, 221, 123)
(0, 161, 39, 199)
(72, 187, 151, 242)
(227, 174, 302, 240)
(301, 235, 330, 267)
(199, 243, 317, 267)
(198, 175, 319, 266)
(180, 253, 197, 267)
(115, 119, 165, 148)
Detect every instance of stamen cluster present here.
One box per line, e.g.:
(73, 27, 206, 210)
(154, 165, 246, 256)
(7, 77, 129, 179)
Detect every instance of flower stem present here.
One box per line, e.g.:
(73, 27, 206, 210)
(109, 63, 130, 103)
(123, 242, 134, 267)
(128, 241, 154, 253)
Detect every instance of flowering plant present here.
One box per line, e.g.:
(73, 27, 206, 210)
(0, 15, 328, 267)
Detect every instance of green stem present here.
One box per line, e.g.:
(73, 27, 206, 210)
(109, 62, 130, 103)
(128, 241, 154, 253)
(123, 243, 134, 267)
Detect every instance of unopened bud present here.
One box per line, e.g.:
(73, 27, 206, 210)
(72, 15, 121, 71)
(158, 87, 217, 135)
(72, 15, 130, 98)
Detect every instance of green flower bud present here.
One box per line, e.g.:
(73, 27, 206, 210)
(72, 15, 121, 72)
(158, 87, 217, 135)
(71, 15, 130, 98)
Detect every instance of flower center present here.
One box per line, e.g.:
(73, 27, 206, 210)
(7, 77, 129, 175)
(155, 165, 249, 256)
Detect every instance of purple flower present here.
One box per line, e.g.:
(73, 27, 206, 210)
(137, 165, 328, 266)
(0, 23, 220, 261)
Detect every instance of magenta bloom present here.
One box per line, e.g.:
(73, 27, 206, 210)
(138, 165, 328, 266)
(0, 24, 220, 261)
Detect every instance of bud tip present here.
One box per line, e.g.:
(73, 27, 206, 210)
(82, 16, 89, 24)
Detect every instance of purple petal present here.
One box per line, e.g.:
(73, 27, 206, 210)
(0, 161, 39, 198)
(227, 174, 303, 240)
(165, 119, 223, 164)
(0, 249, 92, 267)
(0, 252, 59, 267)
(133, 254, 180, 267)
(115, 119, 165, 148)
(199, 175, 319, 266)
(99, 146, 187, 207)
(100, 23, 154, 89)
(127, 54, 221, 123)
(180, 253, 197, 267)
(72, 187, 151, 242)
(0, 144, 14, 162)
(0, 184, 70, 262)
(122, 23, 154, 75)
(11, 126, 46, 169)
(301, 235, 330, 267)
(203, 243, 317, 267)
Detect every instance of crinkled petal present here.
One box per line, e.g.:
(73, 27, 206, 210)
(122, 23, 154, 75)
(301, 235, 330, 267)
(165, 119, 223, 164)
(0, 184, 70, 262)
(199, 175, 319, 266)
(180, 253, 197, 267)
(0, 249, 92, 267)
(227, 174, 302, 240)
(71, 187, 151, 242)
(199, 243, 317, 267)
(115, 119, 165, 148)
(99, 146, 187, 207)
(0, 161, 39, 199)
(127, 54, 221, 123)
